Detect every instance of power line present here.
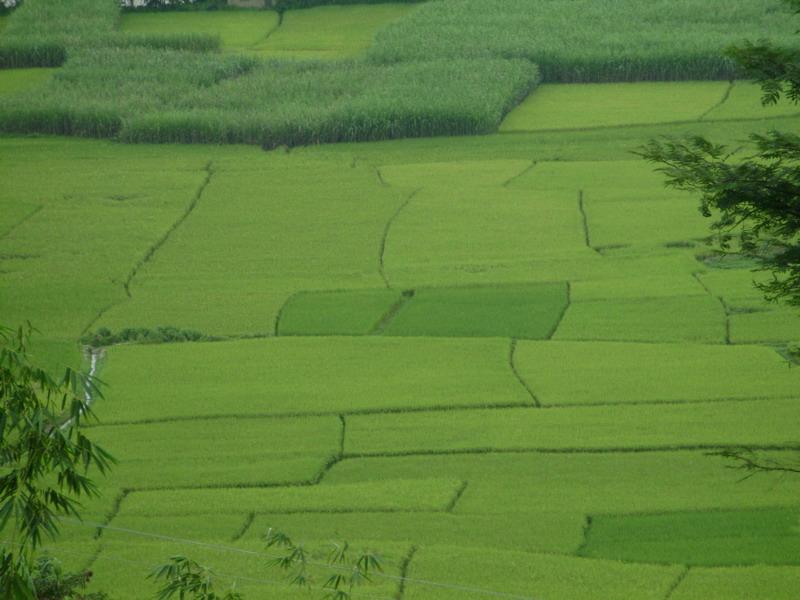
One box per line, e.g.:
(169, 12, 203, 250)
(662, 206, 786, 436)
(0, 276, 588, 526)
(62, 519, 538, 600)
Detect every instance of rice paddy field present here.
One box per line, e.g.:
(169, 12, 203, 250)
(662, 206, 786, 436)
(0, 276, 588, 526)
(1, 0, 800, 599)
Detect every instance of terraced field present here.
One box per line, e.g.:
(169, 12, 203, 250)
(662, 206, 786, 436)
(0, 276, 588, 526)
(1, 1, 799, 599)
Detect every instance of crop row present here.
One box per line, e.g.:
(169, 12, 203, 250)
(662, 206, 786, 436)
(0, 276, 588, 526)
(367, 0, 798, 83)
(0, 44, 539, 144)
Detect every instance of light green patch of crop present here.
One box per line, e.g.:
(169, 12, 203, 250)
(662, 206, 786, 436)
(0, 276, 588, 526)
(513, 341, 800, 405)
(404, 545, 683, 600)
(580, 507, 800, 566)
(254, 4, 417, 59)
(500, 82, 729, 132)
(569, 261, 707, 301)
(0, 137, 215, 368)
(97, 156, 404, 336)
(346, 399, 800, 455)
(103, 514, 251, 542)
(384, 187, 594, 288)
(383, 282, 568, 339)
(670, 565, 800, 600)
(119, 11, 279, 52)
(243, 510, 587, 555)
(703, 81, 800, 121)
(730, 307, 800, 344)
(508, 159, 684, 202)
(86, 538, 407, 600)
(121, 478, 461, 516)
(0, 201, 38, 237)
(303, 114, 800, 165)
(585, 197, 709, 248)
(378, 159, 533, 188)
(99, 336, 529, 423)
(327, 451, 800, 515)
(553, 295, 726, 343)
(694, 268, 770, 302)
(277, 289, 401, 336)
(88, 416, 342, 489)
(0, 67, 56, 95)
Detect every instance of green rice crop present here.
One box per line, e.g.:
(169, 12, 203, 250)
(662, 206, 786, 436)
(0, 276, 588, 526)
(119, 11, 280, 52)
(96, 156, 402, 335)
(277, 289, 401, 336)
(346, 398, 800, 455)
(88, 416, 342, 489)
(121, 478, 461, 516)
(379, 158, 533, 188)
(584, 197, 709, 249)
(670, 566, 800, 600)
(730, 310, 800, 344)
(368, 0, 798, 82)
(0, 137, 214, 369)
(327, 451, 800, 515)
(580, 507, 800, 566)
(703, 81, 800, 120)
(253, 4, 417, 60)
(500, 82, 730, 132)
(242, 510, 587, 554)
(383, 186, 592, 288)
(3, 63, 800, 596)
(84, 538, 407, 600)
(513, 341, 800, 405)
(382, 282, 569, 339)
(553, 296, 726, 343)
(569, 262, 707, 301)
(507, 159, 686, 202)
(404, 545, 683, 600)
(0, 67, 56, 95)
(99, 337, 530, 422)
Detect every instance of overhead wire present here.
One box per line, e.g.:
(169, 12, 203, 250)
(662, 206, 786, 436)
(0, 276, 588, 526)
(60, 518, 539, 600)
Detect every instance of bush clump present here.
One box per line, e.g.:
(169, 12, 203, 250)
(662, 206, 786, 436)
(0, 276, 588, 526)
(81, 326, 216, 347)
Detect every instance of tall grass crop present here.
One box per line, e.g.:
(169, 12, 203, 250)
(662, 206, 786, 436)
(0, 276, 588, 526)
(0, 0, 219, 66)
(368, 0, 798, 82)
(0, 48, 539, 144)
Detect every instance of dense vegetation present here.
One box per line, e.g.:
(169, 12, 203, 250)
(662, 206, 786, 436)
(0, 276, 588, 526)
(0, 0, 219, 67)
(1, 1, 799, 598)
(4, 50, 535, 144)
(369, 0, 799, 82)
(0, 0, 796, 144)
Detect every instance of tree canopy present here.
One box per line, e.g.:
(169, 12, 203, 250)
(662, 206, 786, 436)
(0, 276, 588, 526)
(639, 0, 800, 306)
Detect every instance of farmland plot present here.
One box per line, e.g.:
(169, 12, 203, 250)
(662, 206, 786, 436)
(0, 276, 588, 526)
(0, 67, 56, 95)
(513, 341, 800, 405)
(99, 336, 531, 422)
(119, 5, 416, 60)
(119, 11, 280, 53)
(500, 82, 731, 132)
(2, 2, 800, 591)
(3, 126, 799, 598)
(252, 4, 418, 59)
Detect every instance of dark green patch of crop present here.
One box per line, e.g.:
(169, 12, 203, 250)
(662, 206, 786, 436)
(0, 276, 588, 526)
(579, 507, 800, 566)
(384, 282, 569, 339)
